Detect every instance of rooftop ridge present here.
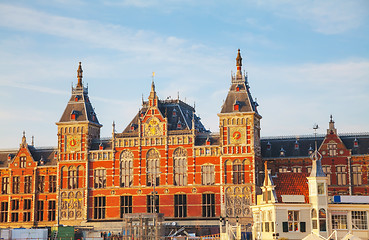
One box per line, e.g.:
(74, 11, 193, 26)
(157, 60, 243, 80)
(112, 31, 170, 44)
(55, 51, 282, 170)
(261, 132, 369, 140)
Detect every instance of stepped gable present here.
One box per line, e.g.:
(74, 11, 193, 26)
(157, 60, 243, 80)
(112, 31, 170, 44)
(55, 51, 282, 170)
(220, 49, 259, 114)
(59, 62, 101, 125)
(273, 172, 309, 203)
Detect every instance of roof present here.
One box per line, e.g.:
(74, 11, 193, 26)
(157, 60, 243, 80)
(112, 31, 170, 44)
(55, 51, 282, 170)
(272, 172, 309, 203)
(0, 146, 57, 168)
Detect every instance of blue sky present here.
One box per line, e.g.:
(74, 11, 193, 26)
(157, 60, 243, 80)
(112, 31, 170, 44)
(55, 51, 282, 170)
(0, 0, 368, 148)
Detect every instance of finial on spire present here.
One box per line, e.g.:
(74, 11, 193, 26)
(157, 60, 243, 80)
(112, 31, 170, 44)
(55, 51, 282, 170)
(21, 131, 26, 145)
(32, 135, 34, 146)
(236, 49, 242, 71)
(77, 62, 83, 88)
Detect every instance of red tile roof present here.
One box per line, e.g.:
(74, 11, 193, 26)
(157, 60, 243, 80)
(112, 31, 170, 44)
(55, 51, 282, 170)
(273, 172, 309, 203)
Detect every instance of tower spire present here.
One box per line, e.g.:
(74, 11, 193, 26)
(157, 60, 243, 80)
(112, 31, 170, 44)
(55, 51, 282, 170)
(77, 62, 83, 88)
(149, 72, 158, 107)
(236, 49, 242, 76)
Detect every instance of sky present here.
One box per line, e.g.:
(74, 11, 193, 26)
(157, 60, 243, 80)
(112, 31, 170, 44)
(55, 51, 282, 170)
(0, 0, 368, 148)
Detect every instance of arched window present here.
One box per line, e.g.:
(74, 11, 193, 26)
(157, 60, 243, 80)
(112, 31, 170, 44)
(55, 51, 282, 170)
(120, 150, 133, 187)
(77, 165, 83, 188)
(233, 159, 243, 184)
(224, 160, 232, 184)
(202, 164, 215, 185)
(311, 209, 318, 229)
(173, 148, 187, 186)
(319, 208, 327, 231)
(68, 166, 78, 189)
(146, 149, 160, 187)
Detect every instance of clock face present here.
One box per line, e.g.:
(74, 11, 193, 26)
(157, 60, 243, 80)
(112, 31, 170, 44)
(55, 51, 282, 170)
(144, 117, 162, 136)
(67, 135, 81, 152)
(229, 127, 245, 144)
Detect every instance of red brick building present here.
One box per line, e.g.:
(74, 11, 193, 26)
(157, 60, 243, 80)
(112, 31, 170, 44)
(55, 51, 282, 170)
(0, 50, 368, 234)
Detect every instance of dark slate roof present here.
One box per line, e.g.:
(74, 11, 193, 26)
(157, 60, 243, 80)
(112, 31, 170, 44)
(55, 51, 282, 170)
(220, 76, 259, 115)
(195, 133, 221, 146)
(90, 138, 113, 151)
(58, 86, 101, 126)
(121, 99, 208, 134)
(273, 172, 309, 203)
(0, 146, 57, 168)
(261, 133, 369, 158)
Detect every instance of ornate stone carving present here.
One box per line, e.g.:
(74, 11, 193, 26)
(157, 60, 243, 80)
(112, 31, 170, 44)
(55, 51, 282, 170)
(225, 186, 252, 217)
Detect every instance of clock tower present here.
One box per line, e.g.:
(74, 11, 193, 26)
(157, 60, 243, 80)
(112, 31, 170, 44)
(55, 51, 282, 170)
(56, 62, 102, 225)
(218, 49, 262, 228)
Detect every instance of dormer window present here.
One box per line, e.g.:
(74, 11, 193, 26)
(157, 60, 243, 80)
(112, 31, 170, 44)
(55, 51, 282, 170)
(99, 143, 103, 150)
(71, 110, 78, 120)
(308, 145, 314, 155)
(236, 85, 241, 92)
(206, 138, 211, 145)
(280, 147, 285, 157)
(177, 121, 182, 129)
(354, 138, 358, 148)
(74, 95, 80, 102)
(266, 142, 271, 151)
(173, 109, 177, 117)
(294, 140, 299, 150)
(233, 101, 240, 111)
(130, 124, 136, 131)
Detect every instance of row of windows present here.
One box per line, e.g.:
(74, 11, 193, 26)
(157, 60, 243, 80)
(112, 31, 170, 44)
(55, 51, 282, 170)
(115, 136, 193, 148)
(279, 165, 364, 186)
(0, 200, 56, 223)
(60, 127, 83, 134)
(1, 175, 57, 194)
(94, 193, 216, 219)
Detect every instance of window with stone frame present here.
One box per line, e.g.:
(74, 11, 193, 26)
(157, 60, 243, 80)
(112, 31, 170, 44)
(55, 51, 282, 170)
(336, 166, 347, 185)
(68, 166, 78, 189)
(10, 199, 19, 222)
(352, 165, 362, 186)
(322, 165, 331, 185)
(0, 202, 8, 223)
(328, 143, 337, 156)
(36, 200, 44, 221)
(332, 212, 347, 229)
(1, 177, 9, 194)
(312, 209, 318, 229)
(319, 208, 327, 231)
(20, 156, 27, 168)
(49, 175, 57, 193)
(94, 196, 106, 219)
(12, 176, 20, 194)
(292, 166, 302, 173)
(37, 176, 45, 193)
(24, 176, 32, 194)
(173, 148, 188, 186)
(120, 195, 132, 218)
(48, 200, 56, 221)
(233, 159, 243, 184)
(23, 199, 31, 222)
(352, 211, 367, 230)
(288, 210, 299, 232)
(174, 194, 187, 218)
(120, 150, 133, 187)
(147, 195, 159, 214)
(146, 149, 160, 187)
(94, 168, 106, 189)
(202, 164, 215, 185)
(202, 193, 215, 217)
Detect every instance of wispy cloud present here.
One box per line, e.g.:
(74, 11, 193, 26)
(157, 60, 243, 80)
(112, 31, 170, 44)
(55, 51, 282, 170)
(254, 0, 368, 34)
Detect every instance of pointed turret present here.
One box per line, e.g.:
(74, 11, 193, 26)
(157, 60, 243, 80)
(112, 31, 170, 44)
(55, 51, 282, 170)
(148, 76, 158, 107)
(328, 114, 337, 135)
(77, 62, 83, 88)
(220, 49, 259, 114)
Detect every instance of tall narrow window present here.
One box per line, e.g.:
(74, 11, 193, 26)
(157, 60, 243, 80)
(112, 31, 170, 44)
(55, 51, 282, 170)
(224, 161, 232, 184)
(23, 199, 31, 222)
(48, 200, 56, 221)
(68, 167, 78, 189)
(36, 200, 44, 221)
(20, 156, 26, 168)
(94, 196, 106, 219)
(49, 175, 57, 193)
(24, 176, 32, 194)
(147, 195, 160, 213)
(94, 169, 106, 188)
(37, 176, 45, 193)
(11, 199, 19, 222)
(336, 166, 347, 185)
(173, 148, 187, 186)
(120, 150, 133, 187)
(202, 164, 215, 185)
(120, 196, 132, 218)
(352, 165, 362, 186)
(174, 194, 187, 218)
(319, 208, 327, 231)
(1, 177, 9, 194)
(328, 143, 337, 156)
(233, 160, 243, 184)
(146, 149, 160, 187)
(322, 165, 331, 185)
(202, 193, 215, 217)
(12, 176, 20, 194)
(0, 202, 8, 223)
